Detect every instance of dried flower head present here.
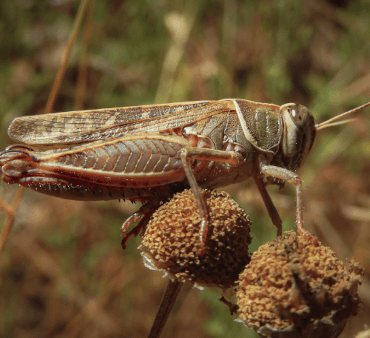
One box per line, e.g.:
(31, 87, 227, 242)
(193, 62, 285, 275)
(140, 189, 252, 288)
(236, 231, 364, 338)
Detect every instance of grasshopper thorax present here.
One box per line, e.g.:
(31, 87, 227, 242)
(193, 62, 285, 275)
(273, 103, 316, 172)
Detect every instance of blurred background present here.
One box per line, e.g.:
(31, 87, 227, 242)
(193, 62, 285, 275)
(0, 0, 370, 337)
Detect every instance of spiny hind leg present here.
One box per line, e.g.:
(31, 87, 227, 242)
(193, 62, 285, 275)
(121, 191, 170, 249)
(121, 207, 151, 249)
(180, 147, 244, 252)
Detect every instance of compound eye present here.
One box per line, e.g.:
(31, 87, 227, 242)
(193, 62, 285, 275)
(289, 105, 306, 127)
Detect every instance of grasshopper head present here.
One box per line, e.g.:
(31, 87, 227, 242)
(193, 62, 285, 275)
(275, 101, 370, 172)
(278, 103, 316, 171)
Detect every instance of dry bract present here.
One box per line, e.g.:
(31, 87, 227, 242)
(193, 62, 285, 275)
(236, 231, 364, 338)
(140, 189, 252, 288)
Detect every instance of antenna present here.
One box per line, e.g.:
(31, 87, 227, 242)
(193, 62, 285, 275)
(315, 101, 370, 131)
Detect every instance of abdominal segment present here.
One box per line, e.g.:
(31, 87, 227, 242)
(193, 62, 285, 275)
(9, 176, 162, 201)
(0, 134, 189, 201)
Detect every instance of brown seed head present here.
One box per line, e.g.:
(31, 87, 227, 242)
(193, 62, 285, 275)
(140, 189, 252, 288)
(236, 231, 364, 338)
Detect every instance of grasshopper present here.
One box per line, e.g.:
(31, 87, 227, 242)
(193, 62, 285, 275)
(0, 99, 369, 248)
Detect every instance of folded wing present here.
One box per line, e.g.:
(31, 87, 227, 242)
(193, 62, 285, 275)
(8, 100, 233, 146)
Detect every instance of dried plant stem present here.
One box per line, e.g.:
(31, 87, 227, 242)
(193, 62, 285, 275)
(74, 0, 96, 110)
(148, 279, 182, 338)
(0, 187, 24, 258)
(154, 4, 198, 103)
(44, 0, 90, 115)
